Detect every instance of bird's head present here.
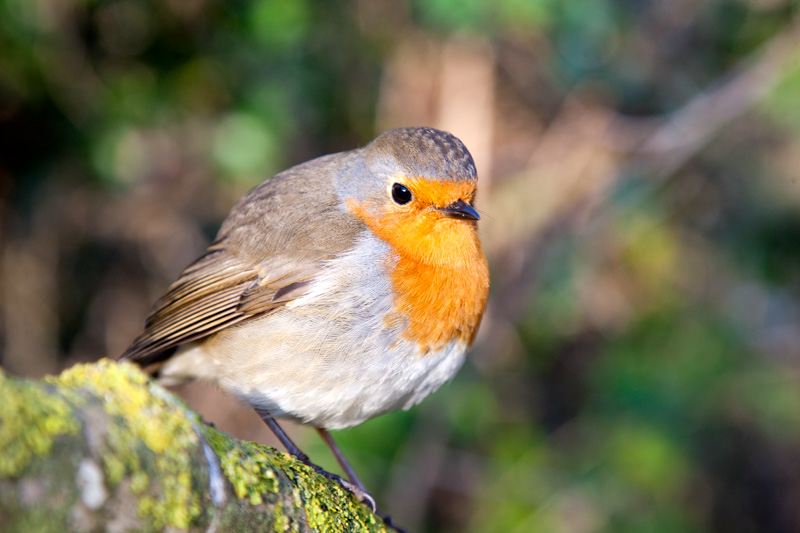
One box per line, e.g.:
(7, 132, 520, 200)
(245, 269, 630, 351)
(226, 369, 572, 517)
(341, 127, 483, 268)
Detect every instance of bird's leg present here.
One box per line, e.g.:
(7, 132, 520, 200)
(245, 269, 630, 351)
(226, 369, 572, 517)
(315, 427, 407, 533)
(315, 427, 366, 493)
(254, 408, 312, 462)
(253, 408, 377, 512)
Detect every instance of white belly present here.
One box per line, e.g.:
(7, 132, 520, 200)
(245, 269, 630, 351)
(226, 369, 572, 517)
(203, 329, 467, 429)
(158, 234, 470, 429)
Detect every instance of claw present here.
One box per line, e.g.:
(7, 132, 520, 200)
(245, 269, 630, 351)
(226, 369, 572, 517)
(331, 474, 378, 513)
(254, 409, 403, 530)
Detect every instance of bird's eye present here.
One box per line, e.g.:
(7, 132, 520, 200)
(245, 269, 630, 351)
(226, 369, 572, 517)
(391, 183, 412, 205)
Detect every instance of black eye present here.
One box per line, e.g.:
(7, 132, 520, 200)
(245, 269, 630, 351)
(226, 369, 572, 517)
(391, 183, 412, 205)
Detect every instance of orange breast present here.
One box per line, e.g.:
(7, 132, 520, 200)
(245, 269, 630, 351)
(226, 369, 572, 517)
(348, 178, 490, 354)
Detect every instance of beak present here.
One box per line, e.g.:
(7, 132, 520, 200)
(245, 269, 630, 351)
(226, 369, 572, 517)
(437, 199, 480, 221)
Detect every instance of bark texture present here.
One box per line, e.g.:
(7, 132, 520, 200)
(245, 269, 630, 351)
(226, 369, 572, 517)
(0, 360, 386, 532)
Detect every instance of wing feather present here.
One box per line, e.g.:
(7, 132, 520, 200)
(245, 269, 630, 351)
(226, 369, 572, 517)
(120, 250, 319, 367)
(120, 158, 365, 368)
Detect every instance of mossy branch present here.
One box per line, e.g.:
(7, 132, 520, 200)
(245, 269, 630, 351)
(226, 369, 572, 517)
(0, 360, 387, 533)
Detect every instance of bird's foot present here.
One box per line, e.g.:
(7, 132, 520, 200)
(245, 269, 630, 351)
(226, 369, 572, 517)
(253, 409, 405, 530)
(301, 462, 409, 532)
(307, 463, 377, 512)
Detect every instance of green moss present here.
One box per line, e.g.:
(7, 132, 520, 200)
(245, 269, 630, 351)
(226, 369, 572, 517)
(3, 503, 67, 533)
(2, 360, 385, 531)
(47, 360, 204, 529)
(202, 427, 281, 504)
(0, 368, 80, 478)
(201, 425, 302, 531)
(277, 449, 385, 532)
(200, 424, 386, 532)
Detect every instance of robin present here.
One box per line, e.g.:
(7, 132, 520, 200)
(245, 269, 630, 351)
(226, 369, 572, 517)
(120, 127, 490, 512)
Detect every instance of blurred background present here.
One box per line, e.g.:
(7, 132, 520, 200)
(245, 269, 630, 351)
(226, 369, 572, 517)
(2, 0, 800, 531)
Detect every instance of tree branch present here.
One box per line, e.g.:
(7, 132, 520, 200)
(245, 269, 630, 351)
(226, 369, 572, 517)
(0, 360, 387, 532)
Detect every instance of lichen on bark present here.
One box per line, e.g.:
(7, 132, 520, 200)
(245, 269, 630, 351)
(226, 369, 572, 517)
(0, 360, 386, 532)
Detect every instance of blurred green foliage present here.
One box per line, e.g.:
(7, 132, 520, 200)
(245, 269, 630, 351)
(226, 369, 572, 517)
(2, 1, 800, 532)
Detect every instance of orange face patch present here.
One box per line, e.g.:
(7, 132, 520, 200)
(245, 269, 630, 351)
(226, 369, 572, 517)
(348, 176, 489, 353)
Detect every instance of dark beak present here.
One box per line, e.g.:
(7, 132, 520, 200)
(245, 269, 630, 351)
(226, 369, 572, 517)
(437, 199, 480, 221)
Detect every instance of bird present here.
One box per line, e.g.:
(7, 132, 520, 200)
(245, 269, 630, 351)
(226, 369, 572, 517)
(120, 126, 490, 513)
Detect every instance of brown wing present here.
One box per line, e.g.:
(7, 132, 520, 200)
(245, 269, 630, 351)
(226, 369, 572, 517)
(120, 151, 365, 368)
(120, 241, 324, 367)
